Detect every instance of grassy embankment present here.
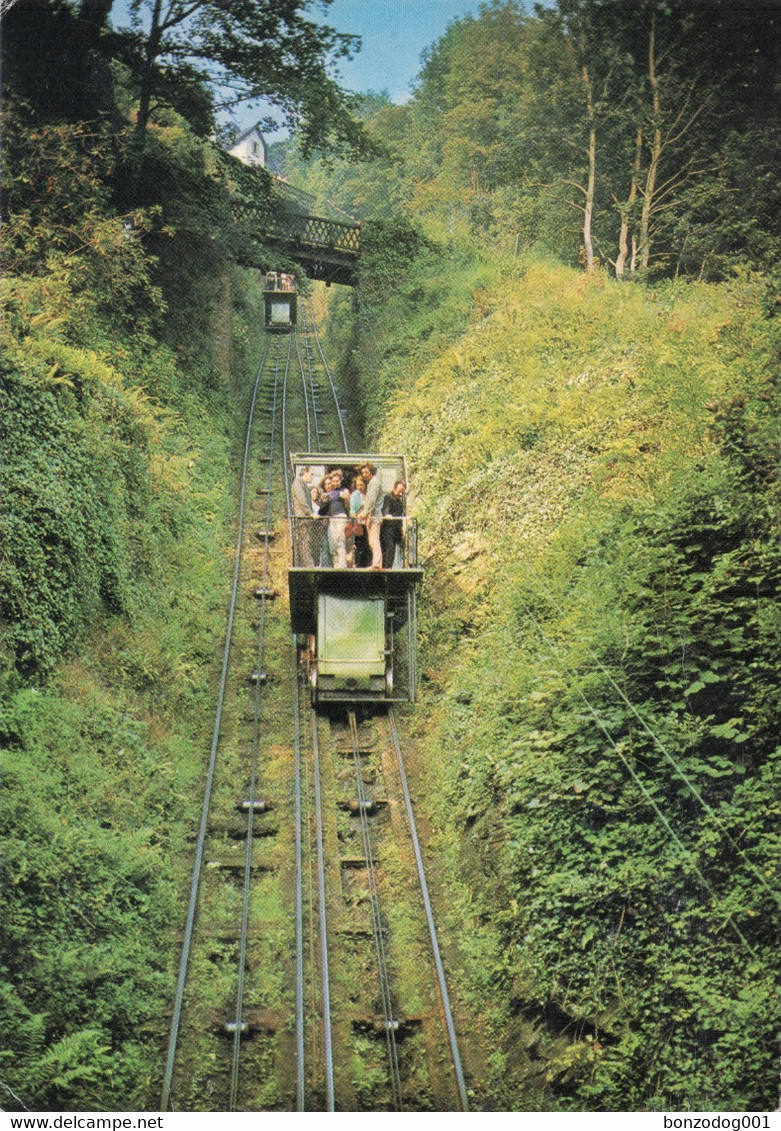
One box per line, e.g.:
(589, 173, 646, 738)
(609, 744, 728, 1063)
(1, 262, 268, 1110)
(338, 247, 779, 1110)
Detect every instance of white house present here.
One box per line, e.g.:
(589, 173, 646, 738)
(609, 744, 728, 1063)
(228, 123, 267, 167)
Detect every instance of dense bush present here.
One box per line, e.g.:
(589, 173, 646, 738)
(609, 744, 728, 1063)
(0, 689, 177, 1109)
(350, 250, 780, 1109)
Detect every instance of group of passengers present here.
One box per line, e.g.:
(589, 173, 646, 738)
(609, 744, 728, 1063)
(291, 462, 406, 570)
(265, 270, 295, 291)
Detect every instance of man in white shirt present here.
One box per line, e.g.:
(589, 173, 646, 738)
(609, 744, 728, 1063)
(357, 461, 384, 570)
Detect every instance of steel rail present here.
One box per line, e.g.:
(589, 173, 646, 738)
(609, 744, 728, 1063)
(346, 711, 402, 1104)
(292, 650, 307, 1110)
(281, 325, 309, 1110)
(293, 309, 314, 450)
(347, 712, 404, 1109)
(298, 319, 338, 1108)
(281, 320, 294, 494)
(160, 337, 275, 1112)
(282, 308, 348, 1111)
(387, 709, 470, 1112)
(228, 335, 289, 1109)
(308, 304, 349, 452)
(310, 711, 336, 1110)
(297, 305, 324, 452)
(295, 299, 348, 454)
(294, 330, 313, 452)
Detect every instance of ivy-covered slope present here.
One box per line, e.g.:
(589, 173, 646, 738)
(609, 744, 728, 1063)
(0, 72, 269, 1109)
(349, 250, 780, 1109)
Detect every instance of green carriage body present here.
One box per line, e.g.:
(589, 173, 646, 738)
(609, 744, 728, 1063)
(316, 594, 388, 697)
(263, 288, 297, 332)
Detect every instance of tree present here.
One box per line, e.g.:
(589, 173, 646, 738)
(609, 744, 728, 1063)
(627, 3, 714, 272)
(584, 0, 780, 277)
(117, 0, 368, 165)
(404, 3, 533, 235)
(1, 0, 116, 121)
(550, 1, 610, 273)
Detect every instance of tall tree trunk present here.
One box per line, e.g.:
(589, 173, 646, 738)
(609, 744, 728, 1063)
(470, 160, 480, 193)
(134, 0, 164, 146)
(638, 11, 661, 271)
(583, 63, 596, 273)
(78, 0, 113, 32)
(129, 0, 164, 194)
(615, 129, 642, 278)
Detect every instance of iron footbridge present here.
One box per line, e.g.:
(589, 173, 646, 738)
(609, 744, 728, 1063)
(233, 200, 361, 286)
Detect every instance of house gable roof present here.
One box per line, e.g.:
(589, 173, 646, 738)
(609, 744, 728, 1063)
(229, 123, 267, 151)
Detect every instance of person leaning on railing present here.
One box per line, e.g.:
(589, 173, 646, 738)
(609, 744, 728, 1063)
(316, 473, 334, 567)
(349, 474, 370, 568)
(381, 480, 406, 569)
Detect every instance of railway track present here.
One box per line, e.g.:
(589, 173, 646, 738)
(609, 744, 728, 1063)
(160, 334, 293, 1110)
(294, 302, 348, 452)
(160, 298, 469, 1111)
(293, 706, 469, 1110)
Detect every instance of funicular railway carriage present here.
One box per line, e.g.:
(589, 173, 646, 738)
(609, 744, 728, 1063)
(263, 270, 297, 332)
(288, 453, 422, 705)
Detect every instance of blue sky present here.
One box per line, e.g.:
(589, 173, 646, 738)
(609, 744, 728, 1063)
(320, 0, 493, 104)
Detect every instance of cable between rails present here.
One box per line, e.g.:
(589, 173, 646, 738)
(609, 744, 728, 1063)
(294, 330, 313, 452)
(308, 304, 349, 452)
(282, 333, 309, 1110)
(293, 644, 306, 1110)
(287, 313, 338, 1110)
(304, 326, 323, 452)
(296, 299, 348, 454)
(282, 310, 357, 1108)
(299, 305, 325, 452)
(310, 711, 336, 1111)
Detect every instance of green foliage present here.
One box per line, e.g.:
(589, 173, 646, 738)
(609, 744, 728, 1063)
(348, 253, 780, 1109)
(280, 0, 780, 277)
(117, 0, 369, 160)
(0, 268, 253, 1110)
(4, 0, 778, 1111)
(2, 108, 160, 329)
(0, 687, 176, 1109)
(339, 225, 493, 439)
(0, 267, 251, 1104)
(1, 25, 272, 1109)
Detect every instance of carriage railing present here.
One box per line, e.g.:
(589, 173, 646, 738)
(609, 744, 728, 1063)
(289, 517, 418, 570)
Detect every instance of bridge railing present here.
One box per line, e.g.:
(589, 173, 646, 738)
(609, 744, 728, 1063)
(232, 201, 361, 256)
(294, 214, 361, 254)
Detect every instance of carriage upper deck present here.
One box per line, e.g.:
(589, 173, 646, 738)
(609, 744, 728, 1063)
(288, 452, 422, 703)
